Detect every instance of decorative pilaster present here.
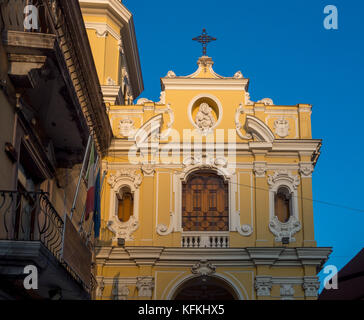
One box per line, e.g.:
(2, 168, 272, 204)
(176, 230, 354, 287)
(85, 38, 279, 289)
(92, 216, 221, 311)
(253, 159, 270, 246)
(96, 278, 105, 299)
(255, 277, 272, 297)
(136, 277, 155, 298)
(299, 155, 316, 246)
(299, 162, 314, 178)
(280, 284, 295, 300)
(303, 277, 320, 298)
(112, 284, 130, 300)
(141, 164, 155, 177)
(253, 161, 267, 178)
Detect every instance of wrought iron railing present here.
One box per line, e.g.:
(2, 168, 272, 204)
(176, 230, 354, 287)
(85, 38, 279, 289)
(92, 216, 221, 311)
(0, 190, 92, 294)
(0, 190, 63, 256)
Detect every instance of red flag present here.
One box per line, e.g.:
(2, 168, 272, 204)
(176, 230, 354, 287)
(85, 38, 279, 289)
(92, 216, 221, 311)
(85, 143, 96, 221)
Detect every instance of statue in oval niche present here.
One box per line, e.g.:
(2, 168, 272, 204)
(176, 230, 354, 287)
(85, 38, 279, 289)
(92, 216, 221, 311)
(195, 102, 216, 132)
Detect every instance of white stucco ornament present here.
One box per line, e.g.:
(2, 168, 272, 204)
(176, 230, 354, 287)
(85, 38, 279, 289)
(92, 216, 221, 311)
(195, 102, 216, 132)
(274, 117, 290, 138)
(257, 98, 274, 105)
(119, 118, 135, 138)
(191, 260, 216, 276)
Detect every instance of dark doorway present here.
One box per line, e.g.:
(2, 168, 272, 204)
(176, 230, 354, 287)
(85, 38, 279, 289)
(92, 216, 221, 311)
(174, 276, 237, 300)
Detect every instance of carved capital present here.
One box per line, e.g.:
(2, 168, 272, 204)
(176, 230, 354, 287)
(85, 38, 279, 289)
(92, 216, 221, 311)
(280, 284, 295, 300)
(112, 284, 130, 300)
(303, 277, 320, 297)
(141, 164, 155, 177)
(299, 162, 314, 178)
(136, 277, 154, 297)
(255, 277, 272, 297)
(254, 162, 267, 178)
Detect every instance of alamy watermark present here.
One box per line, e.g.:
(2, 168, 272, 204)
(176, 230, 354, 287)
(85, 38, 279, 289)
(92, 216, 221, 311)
(324, 5, 338, 30)
(323, 265, 338, 290)
(23, 5, 39, 31)
(23, 265, 38, 290)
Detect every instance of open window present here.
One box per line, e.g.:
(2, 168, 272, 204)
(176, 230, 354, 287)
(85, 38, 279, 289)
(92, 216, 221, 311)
(117, 186, 134, 223)
(274, 187, 292, 223)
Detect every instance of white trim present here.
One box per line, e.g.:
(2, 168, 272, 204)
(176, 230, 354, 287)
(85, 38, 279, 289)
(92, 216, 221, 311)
(156, 172, 176, 236)
(80, 0, 144, 97)
(237, 172, 254, 236)
(162, 78, 249, 91)
(84, 21, 120, 40)
(245, 115, 275, 143)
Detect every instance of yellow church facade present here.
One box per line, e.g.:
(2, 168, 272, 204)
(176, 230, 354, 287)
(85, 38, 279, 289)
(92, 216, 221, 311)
(81, 0, 331, 300)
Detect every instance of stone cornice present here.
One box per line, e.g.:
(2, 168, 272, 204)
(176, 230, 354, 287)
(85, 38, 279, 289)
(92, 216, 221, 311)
(107, 139, 322, 160)
(44, 0, 113, 155)
(95, 246, 332, 269)
(79, 0, 144, 98)
(161, 77, 249, 92)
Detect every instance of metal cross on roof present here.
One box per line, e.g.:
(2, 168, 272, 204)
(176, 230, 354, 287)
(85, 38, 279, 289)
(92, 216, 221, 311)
(192, 29, 217, 56)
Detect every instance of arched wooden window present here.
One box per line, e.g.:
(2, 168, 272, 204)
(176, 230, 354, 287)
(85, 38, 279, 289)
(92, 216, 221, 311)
(182, 171, 228, 231)
(117, 186, 134, 222)
(274, 187, 291, 223)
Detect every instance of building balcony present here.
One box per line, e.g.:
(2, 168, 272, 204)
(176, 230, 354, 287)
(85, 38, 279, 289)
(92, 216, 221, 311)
(0, 0, 51, 34)
(181, 232, 229, 248)
(0, 190, 93, 299)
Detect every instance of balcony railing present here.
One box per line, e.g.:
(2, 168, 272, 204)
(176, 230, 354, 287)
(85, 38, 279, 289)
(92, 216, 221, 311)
(0, 190, 93, 292)
(0, 190, 63, 254)
(181, 232, 229, 248)
(0, 0, 50, 33)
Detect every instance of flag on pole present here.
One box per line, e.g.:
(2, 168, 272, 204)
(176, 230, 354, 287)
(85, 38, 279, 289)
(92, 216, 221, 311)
(85, 142, 96, 221)
(93, 169, 101, 238)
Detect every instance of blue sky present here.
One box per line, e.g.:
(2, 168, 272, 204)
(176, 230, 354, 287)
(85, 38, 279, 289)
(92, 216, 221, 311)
(124, 0, 364, 289)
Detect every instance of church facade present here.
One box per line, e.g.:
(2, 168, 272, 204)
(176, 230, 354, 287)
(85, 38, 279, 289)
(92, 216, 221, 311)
(81, 1, 332, 300)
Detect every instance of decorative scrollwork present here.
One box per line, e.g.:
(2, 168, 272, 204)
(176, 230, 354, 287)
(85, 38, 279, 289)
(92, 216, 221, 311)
(235, 104, 253, 140)
(156, 212, 175, 236)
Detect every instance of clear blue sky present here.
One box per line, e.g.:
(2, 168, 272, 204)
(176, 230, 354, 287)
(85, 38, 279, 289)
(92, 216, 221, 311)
(124, 0, 364, 289)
